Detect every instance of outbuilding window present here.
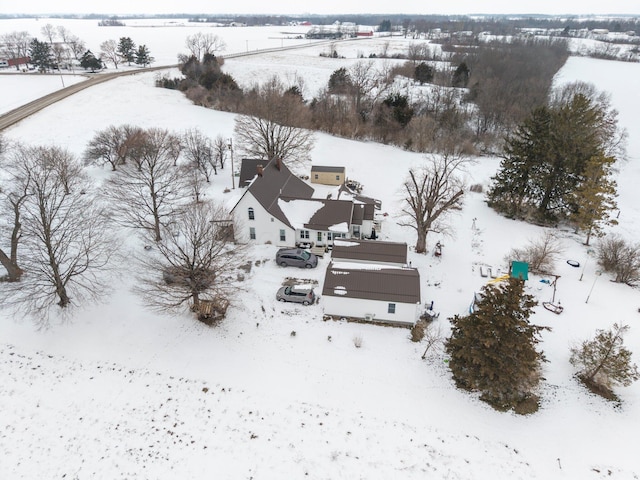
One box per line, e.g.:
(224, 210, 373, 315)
(388, 303, 396, 314)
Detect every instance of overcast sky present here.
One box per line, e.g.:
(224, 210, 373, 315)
(2, 1, 639, 16)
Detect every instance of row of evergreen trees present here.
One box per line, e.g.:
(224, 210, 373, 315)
(28, 36, 153, 73)
(487, 82, 623, 244)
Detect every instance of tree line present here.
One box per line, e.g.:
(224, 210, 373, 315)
(0, 127, 240, 325)
(0, 25, 154, 73)
(159, 35, 568, 156)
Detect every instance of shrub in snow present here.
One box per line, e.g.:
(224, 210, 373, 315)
(505, 231, 563, 275)
(597, 235, 640, 285)
(570, 323, 639, 400)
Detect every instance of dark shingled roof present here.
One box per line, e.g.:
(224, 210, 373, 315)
(331, 239, 408, 265)
(311, 165, 346, 173)
(277, 197, 354, 231)
(337, 185, 379, 219)
(306, 199, 353, 231)
(322, 264, 420, 304)
(245, 158, 314, 228)
(238, 158, 265, 188)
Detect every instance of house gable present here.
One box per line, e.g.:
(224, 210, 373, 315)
(238, 157, 314, 228)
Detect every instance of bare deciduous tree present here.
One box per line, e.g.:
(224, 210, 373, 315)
(0, 144, 29, 282)
(0, 31, 32, 69)
(182, 164, 207, 204)
(184, 32, 226, 61)
(505, 231, 564, 275)
(108, 128, 187, 242)
(136, 202, 239, 320)
(597, 235, 640, 285)
(234, 113, 315, 167)
(400, 153, 467, 253)
(100, 39, 120, 69)
(84, 124, 145, 171)
(182, 128, 216, 181)
(235, 77, 315, 167)
(66, 35, 86, 61)
(3, 146, 115, 319)
(40, 23, 57, 44)
(213, 135, 228, 170)
(345, 60, 394, 121)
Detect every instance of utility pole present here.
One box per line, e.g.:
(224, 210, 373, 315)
(227, 138, 235, 189)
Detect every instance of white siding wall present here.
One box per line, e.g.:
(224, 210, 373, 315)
(233, 194, 294, 246)
(323, 296, 419, 326)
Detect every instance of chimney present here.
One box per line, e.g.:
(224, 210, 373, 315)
(276, 157, 282, 171)
(257, 164, 264, 177)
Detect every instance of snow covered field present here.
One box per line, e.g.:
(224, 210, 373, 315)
(1, 22, 640, 480)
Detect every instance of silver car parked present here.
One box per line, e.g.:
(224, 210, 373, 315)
(276, 286, 316, 305)
(275, 248, 318, 268)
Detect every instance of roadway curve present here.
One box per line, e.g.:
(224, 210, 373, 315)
(0, 37, 361, 132)
(0, 65, 178, 131)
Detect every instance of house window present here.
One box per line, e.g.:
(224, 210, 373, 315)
(388, 303, 396, 314)
(327, 232, 332, 241)
(300, 230, 309, 239)
(249, 227, 256, 240)
(353, 225, 360, 238)
(248, 207, 255, 220)
(317, 232, 322, 242)
(314, 174, 319, 179)
(280, 229, 286, 242)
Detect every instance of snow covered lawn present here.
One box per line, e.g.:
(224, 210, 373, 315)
(1, 28, 640, 480)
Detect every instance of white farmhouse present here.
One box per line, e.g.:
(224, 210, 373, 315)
(231, 158, 381, 247)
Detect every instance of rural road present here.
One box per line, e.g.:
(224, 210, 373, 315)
(0, 65, 178, 131)
(0, 37, 348, 132)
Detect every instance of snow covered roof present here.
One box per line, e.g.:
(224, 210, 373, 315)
(278, 197, 354, 232)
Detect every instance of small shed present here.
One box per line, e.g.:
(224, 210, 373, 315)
(311, 165, 346, 186)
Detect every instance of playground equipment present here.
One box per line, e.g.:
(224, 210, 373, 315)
(542, 274, 563, 314)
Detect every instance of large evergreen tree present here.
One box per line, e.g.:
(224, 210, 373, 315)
(414, 62, 434, 85)
(445, 278, 547, 411)
(488, 106, 553, 218)
(134, 44, 153, 67)
(117, 36, 136, 65)
(488, 84, 623, 224)
(79, 49, 102, 72)
(569, 154, 618, 245)
(28, 38, 54, 72)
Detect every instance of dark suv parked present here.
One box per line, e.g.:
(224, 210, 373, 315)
(276, 248, 318, 268)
